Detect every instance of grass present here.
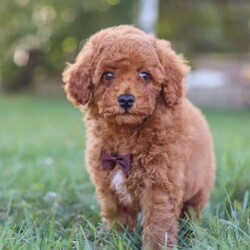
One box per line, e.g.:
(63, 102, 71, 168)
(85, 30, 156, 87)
(0, 94, 249, 249)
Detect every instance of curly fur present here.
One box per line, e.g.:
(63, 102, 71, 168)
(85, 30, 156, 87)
(63, 25, 215, 249)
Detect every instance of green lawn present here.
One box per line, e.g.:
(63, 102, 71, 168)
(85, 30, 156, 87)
(0, 95, 249, 250)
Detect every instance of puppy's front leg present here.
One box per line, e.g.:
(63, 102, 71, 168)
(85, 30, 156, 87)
(96, 188, 118, 230)
(140, 186, 180, 250)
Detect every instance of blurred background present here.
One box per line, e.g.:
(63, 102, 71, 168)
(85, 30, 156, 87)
(0, 0, 250, 108)
(0, 1, 249, 248)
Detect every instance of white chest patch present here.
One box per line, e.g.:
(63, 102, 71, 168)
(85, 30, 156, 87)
(111, 170, 132, 205)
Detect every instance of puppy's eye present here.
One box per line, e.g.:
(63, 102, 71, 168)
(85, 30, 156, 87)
(139, 71, 150, 82)
(102, 71, 114, 81)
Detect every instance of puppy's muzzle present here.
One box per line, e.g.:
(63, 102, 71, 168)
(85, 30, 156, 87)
(118, 94, 135, 111)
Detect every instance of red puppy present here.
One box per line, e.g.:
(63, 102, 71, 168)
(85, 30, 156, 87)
(63, 25, 215, 249)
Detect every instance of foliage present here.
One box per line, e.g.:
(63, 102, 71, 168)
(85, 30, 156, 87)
(1, 0, 250, 91)
(0, 0, 137, 91)
(158, 0, 250, 58)
(0, 95, 249, 249)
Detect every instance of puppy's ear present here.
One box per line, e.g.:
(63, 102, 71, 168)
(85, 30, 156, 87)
(62, 41, 95, 106)
(156, 40, 189, 108)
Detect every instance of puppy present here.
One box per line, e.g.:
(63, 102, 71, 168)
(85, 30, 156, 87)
(63, 25, 215, 249)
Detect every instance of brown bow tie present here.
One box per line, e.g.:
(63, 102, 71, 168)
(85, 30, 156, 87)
(100, 151, 132, 177)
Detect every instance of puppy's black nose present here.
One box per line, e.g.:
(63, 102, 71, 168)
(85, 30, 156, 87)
(118, 94, 135, 110)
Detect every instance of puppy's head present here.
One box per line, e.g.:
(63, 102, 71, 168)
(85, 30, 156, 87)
(63, 25, 189, 126)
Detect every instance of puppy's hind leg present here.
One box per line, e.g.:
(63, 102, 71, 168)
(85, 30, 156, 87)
(116, 203, 138, 232)
(181, 188, 211, 220)
(97, 188, 138, 231)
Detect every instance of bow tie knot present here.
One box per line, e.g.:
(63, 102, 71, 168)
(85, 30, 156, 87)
(100, 151, 132, 177)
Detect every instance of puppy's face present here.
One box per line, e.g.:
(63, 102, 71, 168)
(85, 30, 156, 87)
(63, 26, 189, 126)
(91, 36, 164, 125)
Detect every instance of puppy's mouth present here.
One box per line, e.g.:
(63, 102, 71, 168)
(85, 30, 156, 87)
(121, 109, 132, 115)
(109, 108, 152, 126)
(99, 102, 155, 126)
(115, 113, 146, 126)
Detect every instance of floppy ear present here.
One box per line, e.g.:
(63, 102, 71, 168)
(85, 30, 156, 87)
(156, 40, 189, 108)
(62, 41, 95, 107)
